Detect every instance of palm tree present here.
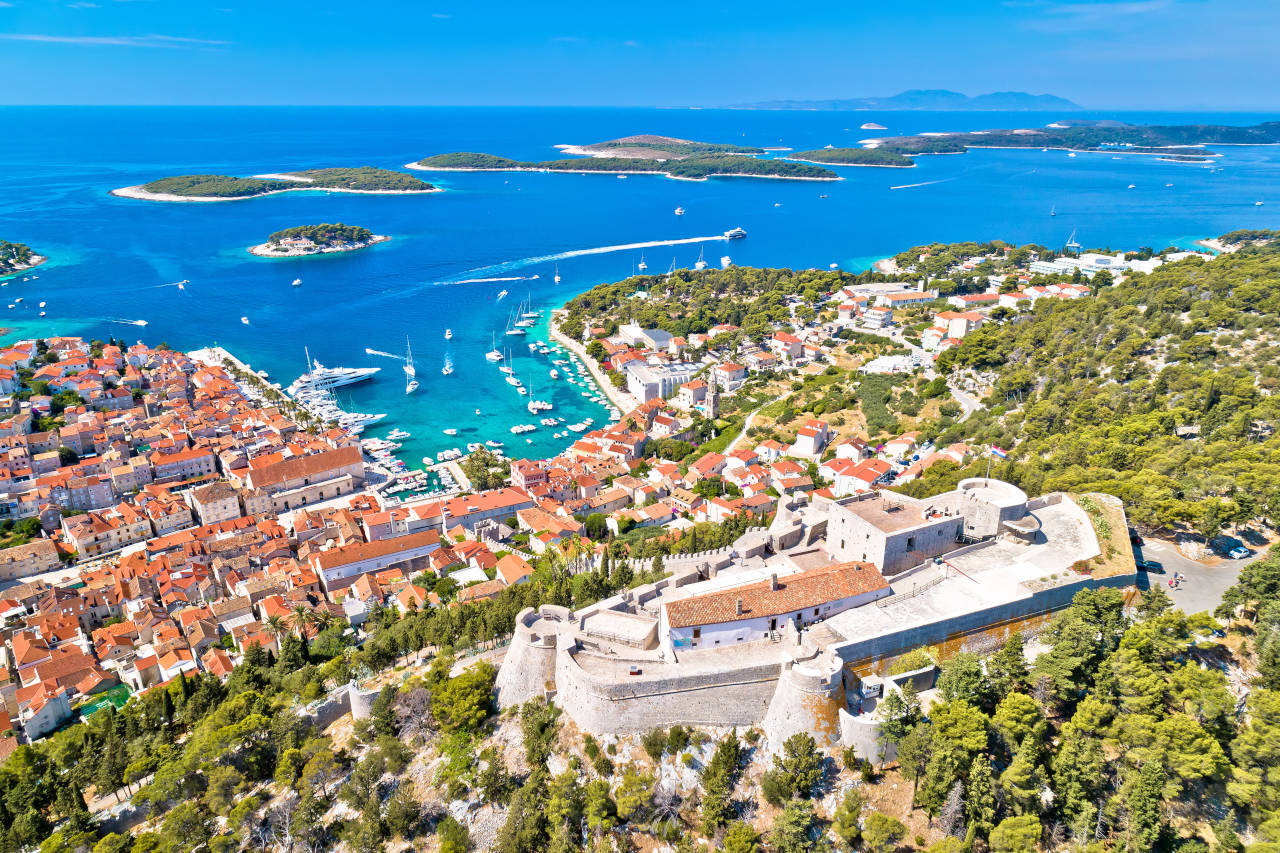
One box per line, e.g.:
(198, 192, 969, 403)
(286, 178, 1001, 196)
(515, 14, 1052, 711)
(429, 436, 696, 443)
(264, 614, 287, 641)
(289, 604, 314, 639)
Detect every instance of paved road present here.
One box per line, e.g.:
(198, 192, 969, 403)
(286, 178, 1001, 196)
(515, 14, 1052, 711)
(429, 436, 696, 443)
(726, 393, 791, 454)
(947, 383, 982, 422)
(1134, 538, 1255, 614)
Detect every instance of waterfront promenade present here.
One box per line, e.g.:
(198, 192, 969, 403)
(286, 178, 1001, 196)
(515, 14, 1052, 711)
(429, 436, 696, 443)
(549, 311, 640, 414)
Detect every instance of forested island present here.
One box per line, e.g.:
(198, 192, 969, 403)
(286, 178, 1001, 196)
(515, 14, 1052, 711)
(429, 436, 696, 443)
(866, 119, 1280, 159)
(0, 240, 45, 276)
(112, 167, 437, 202)
(410, 135, 838, 181)
(787, 147, 916, 167)
(248, 223, 388, 257)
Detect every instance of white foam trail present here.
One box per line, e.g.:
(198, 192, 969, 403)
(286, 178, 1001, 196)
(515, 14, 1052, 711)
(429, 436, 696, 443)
(459, 234, 730, 278)
(450, 276, 539, 284)
(889, 179, 953, 190)
(365, 348, 404, 360)
(108, 318, 148, 327)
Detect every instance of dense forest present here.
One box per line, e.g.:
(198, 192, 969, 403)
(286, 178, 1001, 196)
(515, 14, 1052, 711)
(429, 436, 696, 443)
(895, 237, 1280, 537)
(0, 241, 38, 275)
(788, 148, 916, 167)
(139, 168, 433, 198)
(265, 224, 375, 246)
(413, 153, 837, 181)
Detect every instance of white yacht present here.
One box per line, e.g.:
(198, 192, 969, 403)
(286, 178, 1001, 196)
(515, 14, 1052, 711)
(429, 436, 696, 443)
(485, 333, 504, 362)
(241, 316, 250, 325)
(674, 206, 685, 215)
(406, 379, 420, 395)
(292, 278, 302, 287)
(554, 265, 561, 284)
(724, 227, 747, 239)
(444, 328, 452, 339)
(638, 255, 648, 271)
(549, 369, 559, 379)
(287, 347, 380, 395)
(694, 247, 708, 271)
(720, 255, 732, 269)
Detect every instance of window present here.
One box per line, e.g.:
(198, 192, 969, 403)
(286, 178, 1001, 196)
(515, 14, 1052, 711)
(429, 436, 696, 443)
(906, 536, 915, 549)
(692, 628, 701, 639)
(813, 608, 819, 616)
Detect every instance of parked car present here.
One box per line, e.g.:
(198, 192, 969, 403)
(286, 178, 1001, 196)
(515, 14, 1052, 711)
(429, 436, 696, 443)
(1137, 559, 1164, 573)
(1228, 546, 1252, 560)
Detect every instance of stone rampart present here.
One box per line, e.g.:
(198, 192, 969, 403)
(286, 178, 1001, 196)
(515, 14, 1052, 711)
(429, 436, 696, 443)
(760, 651, 847, 754)
(552, 646, 781, 733)
(494, 607, 560, 708)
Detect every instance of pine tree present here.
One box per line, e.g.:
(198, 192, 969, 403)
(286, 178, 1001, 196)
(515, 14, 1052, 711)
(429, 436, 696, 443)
(830, 787, 865, 850)
(1124, 760, 1165, 852)
(1001, 738, 1047, 816)
(965, 753, 997, 842)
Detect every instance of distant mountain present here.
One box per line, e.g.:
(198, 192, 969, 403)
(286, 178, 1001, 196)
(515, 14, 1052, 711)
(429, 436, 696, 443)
(730, 89, 1081, 111)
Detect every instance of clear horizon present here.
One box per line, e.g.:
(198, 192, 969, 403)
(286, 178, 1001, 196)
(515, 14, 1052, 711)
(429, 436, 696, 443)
(1, 0, 1277, 110)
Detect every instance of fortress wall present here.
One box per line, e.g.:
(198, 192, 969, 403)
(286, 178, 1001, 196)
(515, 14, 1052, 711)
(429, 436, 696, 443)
(494, 607, 559, 708)
(832, 571, 1136, 671)
(760, 656, 847, 754)
(552, 647, 780, 733)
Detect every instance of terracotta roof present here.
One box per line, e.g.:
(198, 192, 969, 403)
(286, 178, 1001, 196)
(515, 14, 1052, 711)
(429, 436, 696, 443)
(664, 561, 887, 629)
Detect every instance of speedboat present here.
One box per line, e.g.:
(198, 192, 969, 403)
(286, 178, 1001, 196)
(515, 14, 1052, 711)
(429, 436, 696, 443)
(550, 369, 559, 379)
(554, 265, 561, 284)
(674, 206, 684, 215)
(444, 328, 452, 339)
(241, 316, 250, 325)
(292, 278, 302, 286)
(442, 355, 454, 376)
(443, 428, 458, 436)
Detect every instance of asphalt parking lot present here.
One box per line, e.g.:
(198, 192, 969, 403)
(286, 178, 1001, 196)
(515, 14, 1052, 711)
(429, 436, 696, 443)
(1134, 538, 1258, 614)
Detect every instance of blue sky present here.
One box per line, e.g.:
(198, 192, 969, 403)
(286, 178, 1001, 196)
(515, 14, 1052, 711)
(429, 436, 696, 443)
(1, 0, 1277, 108)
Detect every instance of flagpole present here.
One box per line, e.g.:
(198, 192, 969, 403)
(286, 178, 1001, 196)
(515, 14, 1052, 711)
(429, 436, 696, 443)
(986, 449, 992, 479)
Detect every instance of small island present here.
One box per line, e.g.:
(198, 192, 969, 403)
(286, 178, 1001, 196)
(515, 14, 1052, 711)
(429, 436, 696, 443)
(409, 134, 840, 182)
(0, 240, 46, 277)
(861, 119, 1280, 159)
(112, 167, 437, 202)
(787, 147, 915, 168)
(248, 223, 389, 258)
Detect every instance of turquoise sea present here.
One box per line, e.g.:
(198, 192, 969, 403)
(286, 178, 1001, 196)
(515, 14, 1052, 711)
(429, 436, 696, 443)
(1, 106, 1278, 465)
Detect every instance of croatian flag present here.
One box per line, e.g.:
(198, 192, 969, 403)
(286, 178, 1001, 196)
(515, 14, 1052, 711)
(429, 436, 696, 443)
(990, 446, 1008, 459)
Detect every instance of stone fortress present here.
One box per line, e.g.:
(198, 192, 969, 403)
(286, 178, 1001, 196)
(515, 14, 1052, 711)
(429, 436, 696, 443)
(495, 479, 1136, 758)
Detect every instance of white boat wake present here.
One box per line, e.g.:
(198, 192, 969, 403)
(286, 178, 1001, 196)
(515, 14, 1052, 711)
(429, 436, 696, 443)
(458, 234, 731, 278)
(364, 348, 404, 360)
(108, 318, 148, 327)
(450, 276, 540, 284)
(889, 178, 954, 190)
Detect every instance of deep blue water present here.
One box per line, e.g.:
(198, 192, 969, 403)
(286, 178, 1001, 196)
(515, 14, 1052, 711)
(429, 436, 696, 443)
(0, 106, 1277, 463)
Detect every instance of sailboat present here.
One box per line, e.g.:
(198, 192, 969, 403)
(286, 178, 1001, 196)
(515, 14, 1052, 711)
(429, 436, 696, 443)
(1050, 205, 1056, 217)
(403, 338, 419, 394)
(637, 255, 648, 272)
(442, 354, 454, 376)
(694, 247, 708, 271)
(553, 265, 562, 284)
(496, 289, 508, 302)
(485, 332, 504, 362)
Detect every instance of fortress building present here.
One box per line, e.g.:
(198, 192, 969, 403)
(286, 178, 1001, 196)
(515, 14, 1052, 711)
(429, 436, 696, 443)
(495, 479, 1135, 755)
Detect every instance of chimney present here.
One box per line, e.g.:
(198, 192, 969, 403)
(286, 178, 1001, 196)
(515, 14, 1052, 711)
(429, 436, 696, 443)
(769, 573, 778, 591)
(735, 598, 743, 616)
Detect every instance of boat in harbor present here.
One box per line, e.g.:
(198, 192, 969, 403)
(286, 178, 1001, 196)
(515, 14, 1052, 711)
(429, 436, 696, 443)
(724, 226, 747, 239)
(496, 289, 508, 301)
(443, 428, 458, 436)
(403, 337, 417, 394)
(292, 278, 302, 286)
(549, 369, 559, 379)
(694, 247, 708, 271)
(241, 316, 250, 325)
(638, 255, 648, 271)
(554, 265, 561, 284)
(485, 333, 504, 362)
(287, 346, 380, 395)
(674, 206, 684, 215)
(387, 428, 411, 440)
(442, 354, 454, 375)
(444, 328, 452, 339)
(720, 255, 732, 269)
